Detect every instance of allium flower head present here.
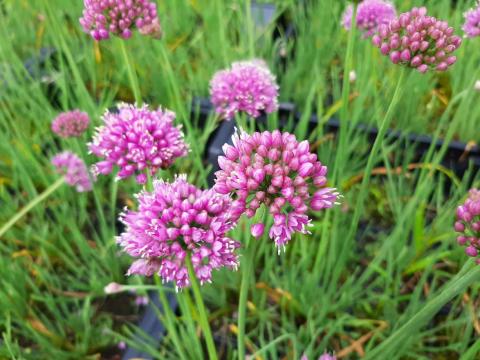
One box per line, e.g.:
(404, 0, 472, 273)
(117, 175, 240, 289)
(89, 103, 188, 184)
(372, 7, 462, 73)
(455, 189, 480, 264)
(342, 0, 397, 37)
(51, 151, 93, 192)
(463, 2, 480, 38)
(214, 129, 339, 251)
(79, 0, 162, 41)
(209, 59, 279, 120)
(51, 110, 90, 138)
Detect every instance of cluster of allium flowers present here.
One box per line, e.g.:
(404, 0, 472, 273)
(214, 129, 339, 250)
(51, 110, 90, 138)
(88, 103, 188, 184)
(455, 189, 480, 264)
(79, 0, 162, 41)
(342, 0, 396, 37)
(372, 7, 462, 73)
(463, 1, 480, 38)
(51, 151, 93, 192)
(117, 175, 240, 289)
(209, 59, 279, 120)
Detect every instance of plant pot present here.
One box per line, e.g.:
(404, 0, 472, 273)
(199, 98, 480, 182)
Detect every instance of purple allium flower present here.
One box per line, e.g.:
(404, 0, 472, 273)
(214, 129, 339, 251)
(51, 110, 90, 138)
(51, 151, 93, 192)
(463, 2, 480, 38)
(342, 0, 397, 38)
(118, 341, 127, 350)
(117, 175, 240, 289)
(372, 7, 462, 73)
(209, 59, 279, 120)
(79, 0, 162, 41)
(88, 103, 188, 184)
(455, 189, 480, 264)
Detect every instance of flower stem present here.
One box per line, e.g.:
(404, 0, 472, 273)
(0, 177, 64, 238)
(118, 40, 142, 105)
(364, 264, 480, 358)
(245, 0, 255, 57)
(333, 2, 357, 183)
(154, 276, 188, 360)
(237, 235, 255, 360)
(345, 68, 406, 245)
(185, 255, 218, 360)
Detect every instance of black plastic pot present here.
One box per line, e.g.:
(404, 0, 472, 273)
(121, 290, 177, 360)
(199, 98, 480, 183)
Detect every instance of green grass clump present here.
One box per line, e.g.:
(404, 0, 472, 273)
(1, 0, 480, 359)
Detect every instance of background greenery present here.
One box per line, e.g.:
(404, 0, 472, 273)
(1, 0, 480, 359)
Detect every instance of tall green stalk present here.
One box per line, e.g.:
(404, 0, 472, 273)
(118, 40, 142, 105)
(245, 0, 255, 58)
(333, 2, 357, 183)
(345, 68, 407, 245)
(185, 255, 218, 360)
(0, 177, 64, 238)
(155, 277, 188, 360)
(237, 235, 256, 360)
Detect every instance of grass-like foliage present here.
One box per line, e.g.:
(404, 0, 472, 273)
(1, 0, 480, 359)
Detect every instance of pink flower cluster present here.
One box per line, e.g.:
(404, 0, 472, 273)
(342, 0, 397, 37)
(455, 189, 480, 264)
(463, 2, 480, 38)
(117, 175, 240, 289)
(51, 151, 93, 192)
(88, 103, 188, 184)
(372, 7, 462, 73)
(79, 0, 162, 41)
(51, 110, 90, 138)
(209, 59, 279, 120)
(214, 129, 339, 250)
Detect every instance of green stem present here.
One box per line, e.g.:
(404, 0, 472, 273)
(237, 236, 255, 360)
(215, 0, 229, 65)
(245, 0, 255, 57)
(333, 2, 357, 183)
(110, 179, 118, 225)
(146, 169, 154, 192)
(364, 265, 480, 359)
(345, 68, 406, 244)
(185, 256, 218, 360)
(0, 177, 64, 238)
(252, 333, 297, 358)
(155, 277, 188, 360)
(119, 40, 142, 105)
